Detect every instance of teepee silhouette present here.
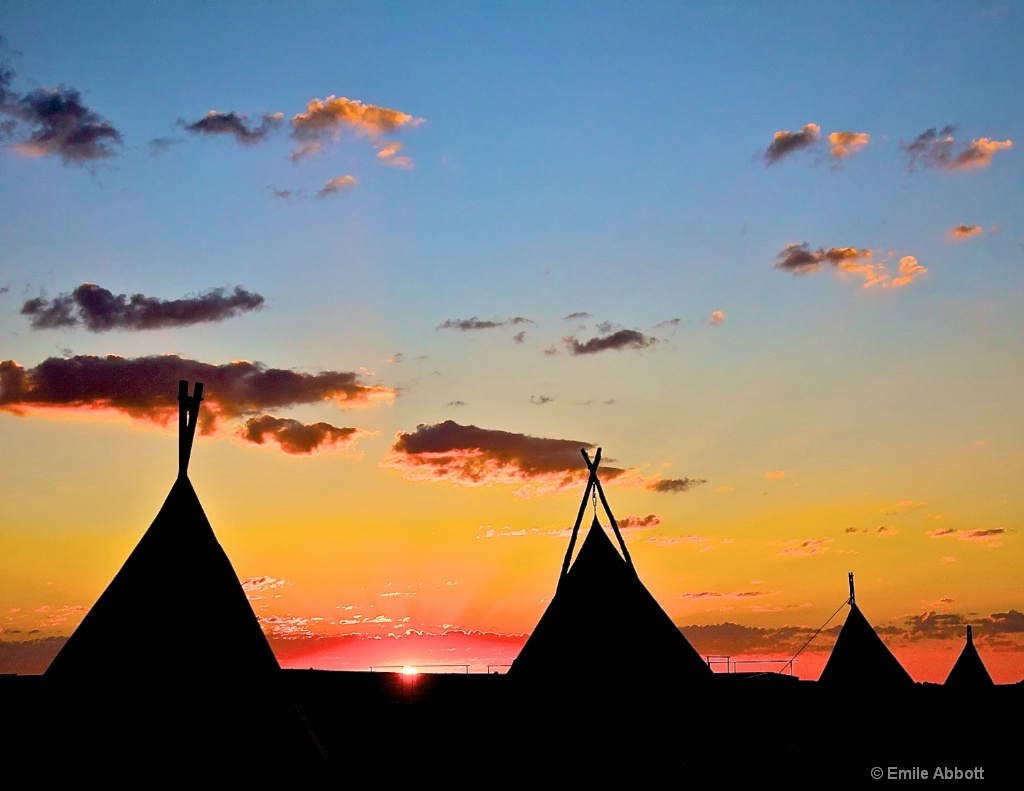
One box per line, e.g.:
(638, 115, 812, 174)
(944, 625, 994, 688)
(510, 449, 711, 682)
(817, 573, 914, 690)
(47, 381, 278, 680)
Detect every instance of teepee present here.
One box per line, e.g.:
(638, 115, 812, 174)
(510, 449, 711, 682)
(944, 625, 994, 688)
(47, 381, 279, 680)
(817, 573, 914, 690)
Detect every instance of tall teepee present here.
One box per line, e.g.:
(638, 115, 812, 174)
(818, 573, 914, 690)
(47, 381, 279, 680)
(510, 449, 711, 681)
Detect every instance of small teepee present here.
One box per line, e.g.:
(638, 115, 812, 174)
(818, 573, 914, 690)
(510, 449, 710, 682)
(47, 381, 278, 680)
(944, 625, 994, 688)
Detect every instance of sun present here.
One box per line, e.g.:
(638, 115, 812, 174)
(400, 666, 419, 676)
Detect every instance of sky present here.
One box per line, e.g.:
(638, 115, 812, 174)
(1, 1, 1021, 683)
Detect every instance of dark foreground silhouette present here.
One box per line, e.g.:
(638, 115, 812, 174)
(3, 383, 1016, 780)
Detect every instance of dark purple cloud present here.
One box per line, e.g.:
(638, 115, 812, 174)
(764, 123, 820, 165)
(181, 110, 283, 145)
(21, 283, 264, 331)
(238, 414, 368, 455)
(0, 354, 394, 431)
(1, 84, 122, 163)
(564, 329, 657, 355)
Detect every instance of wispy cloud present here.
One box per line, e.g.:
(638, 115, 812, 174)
(563, 312, 591, 321)
(764, 123, 820, 165)
(902, 125, 1012, 172)
(437, 316, 534, 331)
(828, 131, 870, 160)
(777, 537, 833, 556)
(844, 525, 899, 536)
(926, 527, 1005, 547)
(20, 283, 264, 331)
(564, 329, 657, 355)
(947, 224, 984, 242)
(383, 420, 703, 498)
(0, 354, 394, 431)
(376, 140, 413, 168)
(181, 110, 283, 145)
(237, 415, 374, 456)
(317, 175, 357, 197)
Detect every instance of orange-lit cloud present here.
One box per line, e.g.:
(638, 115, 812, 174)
(889, 256, 927, 288)
(764, 123, 820, 165)
(290, 95, 422, 160)
(947, 224, 984, 242)
(764, 470, 786, 479)
(828, 131, 870, 159)
(317, 175, 357, 197)
(902, 125, 1013, 171)
(237, 415, 375, 456)
(21, 283, 264, 331)
(383, 421, 704, 497)
(376, 140, 413, 168)
(775, 244, 926, 289)
(0, 354, 394, 432)
(777, 537, 833, 556)
(926, 527, 1005, 546)
(709, 310, 725, 326)
(880, 500, 924, 514)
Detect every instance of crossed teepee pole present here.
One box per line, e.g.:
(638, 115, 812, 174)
(557, 448, 633, 588)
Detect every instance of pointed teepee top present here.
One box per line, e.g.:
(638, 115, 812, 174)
(818, 574, 914, 689)
(47, 381, 278, 680)
(177, 379, 204, 477)
(510, 448, 710, 680)
(945, 625, 994, 688)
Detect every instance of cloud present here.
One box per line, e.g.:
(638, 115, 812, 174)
(317, 175, 357, 197)
(0, 84, 122, 164)
(646, 477, 705, 494)
(889, 256, 927, 288)
(241, 576, 288, 598)
(678, 590, 777, 600)
(0, 354, 394, 431)
(20, 283, 264, 331)
(715, 486, 735, 493)
(619, 513, 662, 530)
(529, 395, 553, 405)
(148, 137, 182, 156)
(926, 527, 1005, 546)
(290, 95, 422, 160)
(764, 123, 820, 165)
(764, 470, 785, 479)
(237, 414, 373, 456)
(383, 420, 703, 498)
(778, 537, 833, 556)
(709, 310, 725, 326)
(774, 244, 872, 276)
(513, 331, 526, 344)
(564, 312, 591, 321)
(902, 125, 1013, 171)
(376, 140, 413, 168)
(437, 316, 533, 331)
(181, 110, 283, 145)
(844, 525, 899, 536)
(947, 224, 983, 242)
(774, 244, 925, 289)
(564, 329, 657, 355)
(880, 500, 925, 514)
(828, 131, 870, 159)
